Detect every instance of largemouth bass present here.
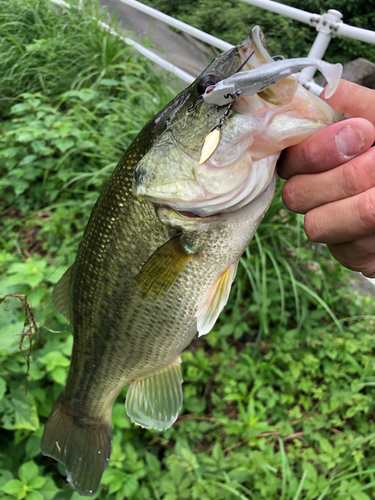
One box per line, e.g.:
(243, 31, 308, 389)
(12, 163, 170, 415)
(41, 26, 342, 496)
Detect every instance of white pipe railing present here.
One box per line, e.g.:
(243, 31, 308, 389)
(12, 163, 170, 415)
(241, 0, 320, 26)
(337, 23, 375, 44)
(97, 21, 195, 83)
(50, 0, 375, 95)
(118, 0, 234, 52)
(115, 0, 375, 93)
(301, 9, 343, 81)
(240, 0, 375, 44)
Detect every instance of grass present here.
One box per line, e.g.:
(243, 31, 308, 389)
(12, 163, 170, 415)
(1, 1, 375, 499)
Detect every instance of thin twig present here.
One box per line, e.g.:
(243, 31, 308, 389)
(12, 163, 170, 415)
(328, 427, 343, 434)
(0, 294, 38, 395)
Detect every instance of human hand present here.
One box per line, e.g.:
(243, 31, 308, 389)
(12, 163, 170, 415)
(278, 80, 375, 277)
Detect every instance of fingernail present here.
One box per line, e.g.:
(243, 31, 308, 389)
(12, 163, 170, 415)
(336, 126, 364, 157)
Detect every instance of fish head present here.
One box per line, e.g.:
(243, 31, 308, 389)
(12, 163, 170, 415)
(133, 27, 342, 217)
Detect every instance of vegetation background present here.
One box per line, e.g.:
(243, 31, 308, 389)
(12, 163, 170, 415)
(0, 1, 375, 499)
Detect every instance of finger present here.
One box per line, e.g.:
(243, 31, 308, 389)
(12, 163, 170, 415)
(278, 118, 375, 179)
(321, 80, 375, 126)
(303, 186, 375, 244)
(328, 234, 375, 277)
(282, 146, 375, 213)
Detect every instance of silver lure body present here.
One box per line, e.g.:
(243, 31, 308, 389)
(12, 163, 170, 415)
(202, 57, 343, 106)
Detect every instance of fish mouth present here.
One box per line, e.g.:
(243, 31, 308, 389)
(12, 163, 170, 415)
(133, 105, 278, 218)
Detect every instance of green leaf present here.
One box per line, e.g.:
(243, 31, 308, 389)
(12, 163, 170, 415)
(169, 463, 184, 485)
(179, 477, 192, 491)
(62, 89, 96, 102)
(122, 476, 139, 498)
(0, 321, 27, 354)
(0, 470, 13, 488)
(19, 155, 37, 166)
(108, 476, 124, 494)
(100, 79, 119, 86)
(28, 477, 46, 490)
(352, 493, 371, 500)
(38, 351, 70, 368)
(2, 479, 23, 495)
(17, 132, 34, 143)
(164, 494, 178, 500)
(37, 478, 60, 500)
(54, 138, 75, 153)
(18, 462, 39, 484)
(145, 452, 161, 476)
(1, 390, 39, 431)
(161, 481, 176, 494)
(25, 433, 42, 460)
(51, 366, 68, 385)
(25, 491, 44, 500)
(0, 378, 6, 400)
(10, 103, 30, 114)
(3, 147, 21, 158)
(13, 180, 30, 197)
(18, 487, 27, 499)
(219, 324, 233, 336)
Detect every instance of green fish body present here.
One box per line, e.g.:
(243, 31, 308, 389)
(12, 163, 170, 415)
(41, 27, 342, 496)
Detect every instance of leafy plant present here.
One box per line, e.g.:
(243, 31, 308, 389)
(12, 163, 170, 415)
(1, 0, 375, 499)
(0, 461, 59, 500)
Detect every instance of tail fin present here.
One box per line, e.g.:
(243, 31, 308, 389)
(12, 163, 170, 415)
(41, 394, 111, 497)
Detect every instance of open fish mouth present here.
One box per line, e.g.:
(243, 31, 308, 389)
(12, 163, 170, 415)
(133, 26, 342, 218)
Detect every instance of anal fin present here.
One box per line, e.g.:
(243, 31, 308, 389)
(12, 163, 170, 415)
(197, 262, 238, 337)
(52, 266, 73, 321)
(125, 358, 183, 431)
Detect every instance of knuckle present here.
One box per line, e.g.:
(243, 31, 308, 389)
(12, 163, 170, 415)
(356, 190, 375, 231)
(303, 211, 322, 242)
(299, 141, 322, 173)
(362, 266, 375, 278)
(304, 132, 340, 173)
(328, 240, 375, 273)
(342, 159, 365, 197)
(329, 246, 359, 271)
(281, 177, 308, 213)
(281, 180, 297, 211)
(342, 148, 375, 196)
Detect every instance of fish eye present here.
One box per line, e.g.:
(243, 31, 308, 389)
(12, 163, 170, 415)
(197, 73, 220, 95)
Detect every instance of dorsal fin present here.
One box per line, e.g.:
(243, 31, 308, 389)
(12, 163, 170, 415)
(51, 266, 73, 321)
(197, 262, 238, 336)
(125, 357, 183, 430)
(135, 236, 194, 299)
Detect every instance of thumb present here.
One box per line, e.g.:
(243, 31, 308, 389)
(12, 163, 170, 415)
(278, 118, 375, 180)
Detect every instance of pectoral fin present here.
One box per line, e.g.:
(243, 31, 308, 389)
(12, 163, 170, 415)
(197, 262, 238, 336)
(51, 266, 73, 321)
(135, 236, 194, 299)
(125, 358, 183, 431)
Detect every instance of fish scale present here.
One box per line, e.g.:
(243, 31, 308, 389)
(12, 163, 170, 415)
(41, 26, 342, 496)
